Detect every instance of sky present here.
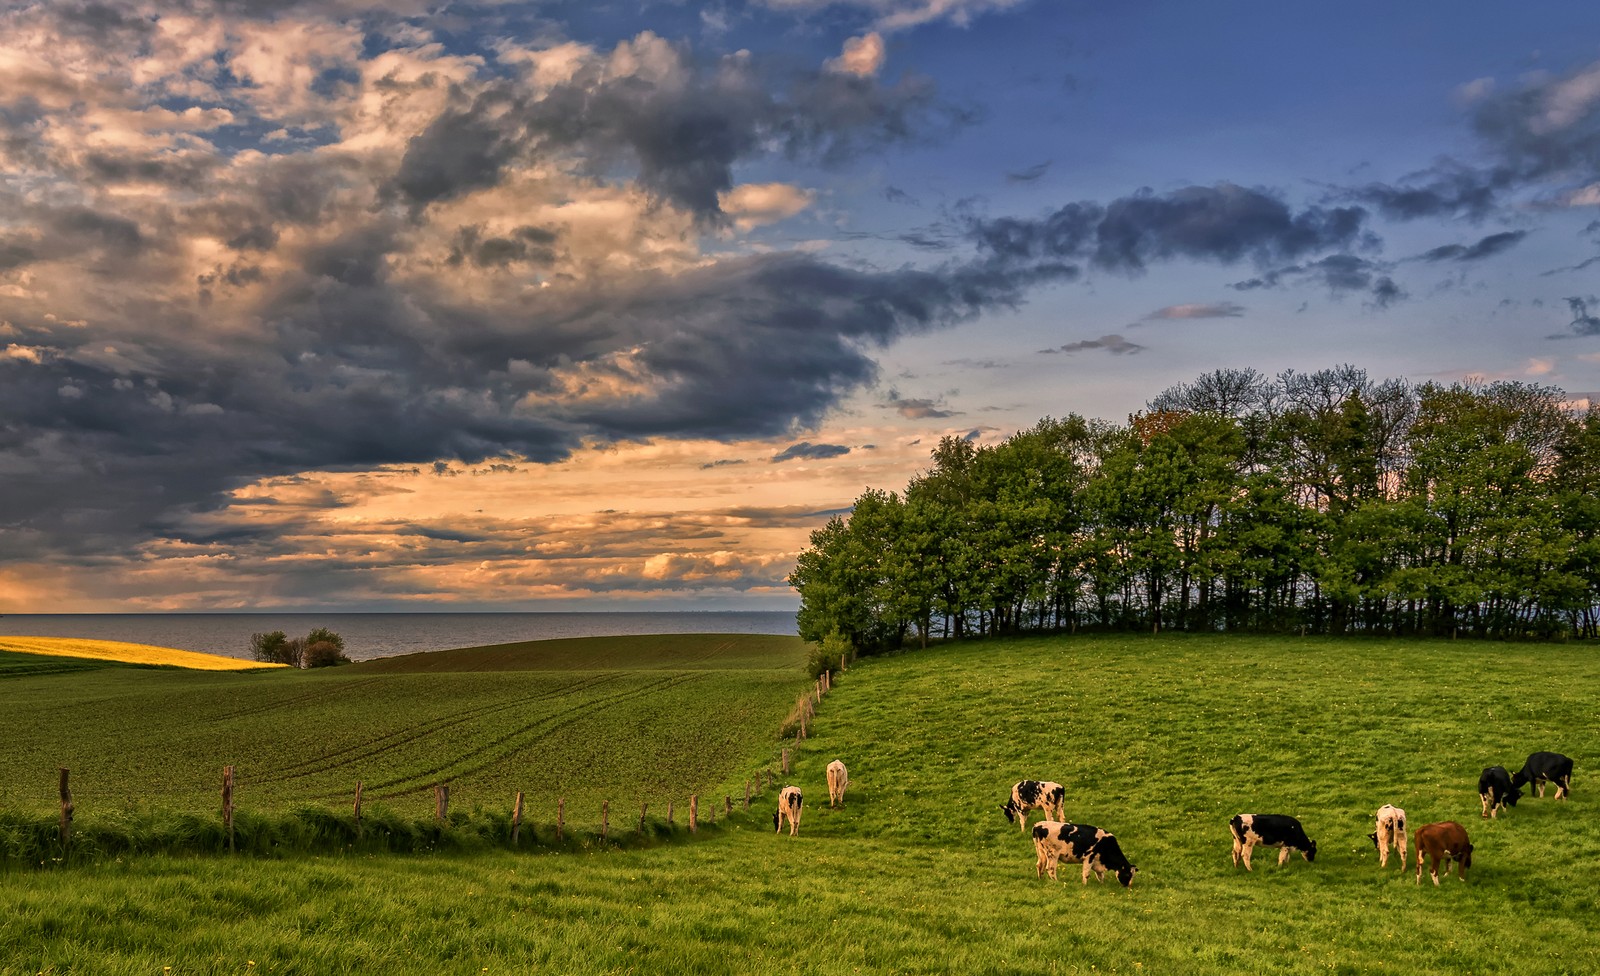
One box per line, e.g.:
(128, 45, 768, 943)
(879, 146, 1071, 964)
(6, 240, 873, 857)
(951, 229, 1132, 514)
(3, 0, 1600, 612)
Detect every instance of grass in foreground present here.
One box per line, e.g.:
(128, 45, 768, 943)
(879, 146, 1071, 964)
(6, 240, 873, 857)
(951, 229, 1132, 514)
(1, 633, 1596, 975)
(0, 638, 283, 671)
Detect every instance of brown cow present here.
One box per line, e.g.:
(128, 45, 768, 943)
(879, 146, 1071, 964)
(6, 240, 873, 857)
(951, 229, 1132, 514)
(1414, 821, 1473, 886)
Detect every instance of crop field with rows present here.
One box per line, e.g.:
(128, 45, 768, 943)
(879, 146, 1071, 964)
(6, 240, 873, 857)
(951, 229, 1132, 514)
(0, 634, 806, 823)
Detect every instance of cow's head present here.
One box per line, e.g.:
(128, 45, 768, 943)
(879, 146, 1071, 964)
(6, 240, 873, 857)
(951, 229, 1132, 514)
(1506, 784, 1522, 807)
(1366, 830, 1379, 850)
(1115, 864, 1138, 888)
(772, 809, 780, 830)
(1302, 840, 1318, 863)
(1460, 842, 1474, 869)
(1001, 801, 1020, 824)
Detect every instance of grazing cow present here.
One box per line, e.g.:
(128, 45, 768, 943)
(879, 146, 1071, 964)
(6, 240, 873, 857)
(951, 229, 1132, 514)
(1511, 752, 1573, 801)
(1001, 780, 1066, 832)
(1478, 766, 1521, 819)
(826, 760, 850, 809)
(1414, 821, 1473, 885)
(1229, 814, 1317, 871)
(1031, 821, 1138, 887)
(1367, 804, 1408, 868)
(773, 786, 803, 836)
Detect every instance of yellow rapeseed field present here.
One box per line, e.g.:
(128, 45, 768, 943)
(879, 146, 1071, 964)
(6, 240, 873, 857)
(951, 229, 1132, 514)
(0, 636, 286, 671)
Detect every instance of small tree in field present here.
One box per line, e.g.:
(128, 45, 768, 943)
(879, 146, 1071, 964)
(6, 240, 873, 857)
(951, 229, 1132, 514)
(250, 631, 295, 665)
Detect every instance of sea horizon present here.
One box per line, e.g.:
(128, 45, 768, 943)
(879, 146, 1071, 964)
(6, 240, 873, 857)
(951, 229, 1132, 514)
(0, 610, 800, 662)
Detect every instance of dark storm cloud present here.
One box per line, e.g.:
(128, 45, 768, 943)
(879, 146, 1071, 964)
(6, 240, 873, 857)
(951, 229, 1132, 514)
(970, 183, 1369, 274)
(0, 243, 1074, 556)
(394, 42, 956, 223)
(1416, 229, 1529, 262)
(772, 441, 851, 462)
(1231, 254, 1403, 307)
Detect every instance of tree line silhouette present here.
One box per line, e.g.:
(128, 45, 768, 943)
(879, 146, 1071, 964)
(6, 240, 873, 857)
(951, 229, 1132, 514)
(789, 366, 1600, 648)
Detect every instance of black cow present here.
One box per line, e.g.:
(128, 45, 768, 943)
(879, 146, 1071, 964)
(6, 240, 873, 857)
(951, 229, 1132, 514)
(1031, 821, 1138, 887)
(1002, 780, 1066, 832)
(1511, 752, 1573, 801)
(1229, 813, 1316, 871)
(1477, 766, 1521, 819)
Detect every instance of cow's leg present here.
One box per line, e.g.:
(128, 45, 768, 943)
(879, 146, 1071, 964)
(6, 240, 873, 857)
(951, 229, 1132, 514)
(1537, 779, 1547, 798)
(1241, 842, 1253, 872)
(1397, 830, 1407, 870)
(1431, 858, 1440, 886)
(1415, 855, 1422, 885)
(1558, 776, 1570, 800)
(1231, 834, 1242, 868)
(1046, 854, 1059, 882)
(1480, 793, 1490, 818)
(1278, 845, 1290, 867)
(1081, 858, 1093, 885)
(1377, 823, 1391, 866)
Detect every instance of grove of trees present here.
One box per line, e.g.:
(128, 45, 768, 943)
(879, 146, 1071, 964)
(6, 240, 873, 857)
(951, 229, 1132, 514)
(789, 366, 1600, 650)
(250, 628, 353, 668)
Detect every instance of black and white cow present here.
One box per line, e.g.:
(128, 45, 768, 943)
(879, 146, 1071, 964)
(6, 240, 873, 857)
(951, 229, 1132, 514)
(1001, 780, 1066, 832)
(1229, 814, 1316, 871)
(1477, 766, 1521, 819)
(1367, 804, 1408, 869)
(773, 786, 802, 836)
(1511, 752, 1573, 801)
(1031, 821, 1138, 887)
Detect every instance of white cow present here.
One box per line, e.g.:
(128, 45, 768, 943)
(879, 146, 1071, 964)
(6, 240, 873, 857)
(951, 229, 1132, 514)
(826, 760, 850, 809)
(1368, 804, 1408, 869)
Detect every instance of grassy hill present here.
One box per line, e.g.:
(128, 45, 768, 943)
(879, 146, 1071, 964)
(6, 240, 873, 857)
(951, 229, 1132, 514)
(2, 633, 1596, 975)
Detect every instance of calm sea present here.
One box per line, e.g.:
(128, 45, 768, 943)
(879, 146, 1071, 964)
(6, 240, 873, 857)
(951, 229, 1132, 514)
(0, 612, 798, 662)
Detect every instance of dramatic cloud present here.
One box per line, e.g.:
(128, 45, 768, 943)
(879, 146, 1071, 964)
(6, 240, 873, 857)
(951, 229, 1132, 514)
(719, 182, 816, 230)
(1416, 229, 1529, 262)
(772, 441, 852, 462)
(394, 32, 957, 224)
(1040, 334, 1145, 356)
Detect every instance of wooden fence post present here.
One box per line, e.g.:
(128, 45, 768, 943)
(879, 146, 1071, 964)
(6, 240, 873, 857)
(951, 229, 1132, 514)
(690, 794, 698, 833)
(435, 785, 449, 822)
(668, 800, 675, 825)
(512, 791, 525, 845)
(744, 779, 751, 810)
(840, 654, 847, 672)
(639, 801, 647, 834)
(557, 797, 565, 841)
(602, 800, 609, 842)
(725, 795, 732, 816)
(222, 765, 235, 853)
(799, 713, 806, 739)
(58, 768, 73, 852)
(782, 748, 789, 774)
(353, 781, 364, 839)
(765, 770, 772, 789)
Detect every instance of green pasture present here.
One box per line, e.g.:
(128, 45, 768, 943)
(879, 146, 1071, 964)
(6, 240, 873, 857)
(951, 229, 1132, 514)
(1, 633, 1596, 975)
